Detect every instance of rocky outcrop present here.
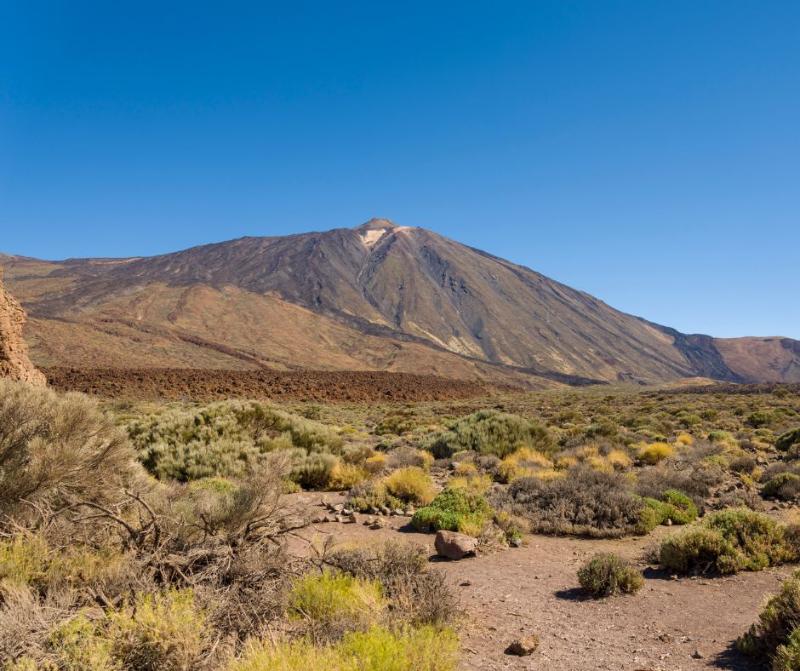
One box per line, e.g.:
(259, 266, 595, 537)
(0, 270, 46, 386)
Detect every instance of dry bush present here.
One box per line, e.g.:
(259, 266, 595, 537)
(326, 542, 457, 627)
(0, 380, 134, 523)
(493, 467, 645, 538)
(577, 553, 643, 598)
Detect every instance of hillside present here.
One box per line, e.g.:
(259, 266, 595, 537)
(2, 219, 798, 385)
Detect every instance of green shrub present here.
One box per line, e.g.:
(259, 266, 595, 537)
(738, 572, 800, 668)
(776, 428, 800, 452)
(48, 614, 118, 671)
(107, 589, 209, 671)
(288, 571, 385, 640)
(128, 401, 342, 482)
(227, 625, 459, 671)
(643, 489, 698, 527)
(425, 410, 552, 459)
(577, 553, 644, 598)
(42, 589, 209, 671)
(327, 543, 457, 627)
(291, 453, 339, 490)
(659, 508, 799, 575)
(763, 472, 800, 501)
(412, 488, 492, 536)
(383, 467, 436, 505)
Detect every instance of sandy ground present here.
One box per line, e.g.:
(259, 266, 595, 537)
(291, 492, 787, 671)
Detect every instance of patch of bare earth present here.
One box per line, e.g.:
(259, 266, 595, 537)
(292, 492, 785, 671)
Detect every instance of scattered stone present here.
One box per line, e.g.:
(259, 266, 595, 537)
(369, 519, 385, 530)
(344, 513, 358, 524)
(692, 649, 705, 659)
(393, 508, 405, 517)
(504, 635, 540, 656)
(434, 530, 478, 560)
(380, 505, 392, 516)
(342, 508, 353, 516)
(334, 514, 343, 523)
(459, 580, 472, 587)
(509, 536, 522, 548)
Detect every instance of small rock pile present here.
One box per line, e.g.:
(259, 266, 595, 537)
(313, 499, 416, 530)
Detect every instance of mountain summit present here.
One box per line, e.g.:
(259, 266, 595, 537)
(2, 221, 798, 386)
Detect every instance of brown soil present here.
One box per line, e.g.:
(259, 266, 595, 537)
(44, 367, 511, 402)
(292, 492, 784, 671)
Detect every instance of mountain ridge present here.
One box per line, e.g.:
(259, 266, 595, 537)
(2, 220, 798, 386)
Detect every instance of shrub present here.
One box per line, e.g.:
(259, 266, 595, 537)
(659, 508, 799, 575)
(107, 589, 209, 671)
(328, 462, 367, 490)
(128, 401, 342, 482)
(291, 453, 338, 490)
(763, 472, 800, 501)
(776, 428, 800, 452)
(638, 442, 674, 465)
(738, 572, 800, 668)
(606, 449, 632, 471)
(288, 571, 385, 641)
(47, 615, 117, 671)
(447, 472, 492, 496)
(327, 543, 457, 627)
(577, 553, 644, 598)
(336, 625, 458, 671)
(643, 490, 698, 527)
(0, 380, 133, 520)
(383, 467, 435, 506)
(228, 625, 459, 671)
(387, 447, 434, 471)
(495, 447, 553, 483)
(346, 479, 402, 513)
(425, 410, 552, 459)
(494, 468, 645, 538)
(412, 488, 492, 536)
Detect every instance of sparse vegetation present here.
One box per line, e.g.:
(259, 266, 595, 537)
(2, 375, 800, 669)
(659, 508, 800, 575)
(412, 488, 493, 536)
(493, 468, 647, 537)
(738, 571, 800, 670)
(577, 553, 644, 598)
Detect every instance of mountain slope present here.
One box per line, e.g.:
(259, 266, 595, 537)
(2, 219, 797, 385)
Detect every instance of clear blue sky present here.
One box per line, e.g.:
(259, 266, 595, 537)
(1, 1, 798, 338)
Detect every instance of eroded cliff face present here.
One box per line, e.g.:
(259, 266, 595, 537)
(0, 271, 46, 386)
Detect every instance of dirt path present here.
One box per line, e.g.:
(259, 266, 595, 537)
(292, 493, 788, 671)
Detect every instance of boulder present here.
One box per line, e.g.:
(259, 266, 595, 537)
(434, 530, 478, 560)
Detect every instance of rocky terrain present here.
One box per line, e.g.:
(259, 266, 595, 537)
(2, 219, 799, 386)
(0, 271, 45, 385)
(43, 366, 507, 402)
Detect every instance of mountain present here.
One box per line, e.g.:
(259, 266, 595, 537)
(2, 219, 798, 386)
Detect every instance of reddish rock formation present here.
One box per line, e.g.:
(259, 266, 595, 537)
(0, 270, 46, 386)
